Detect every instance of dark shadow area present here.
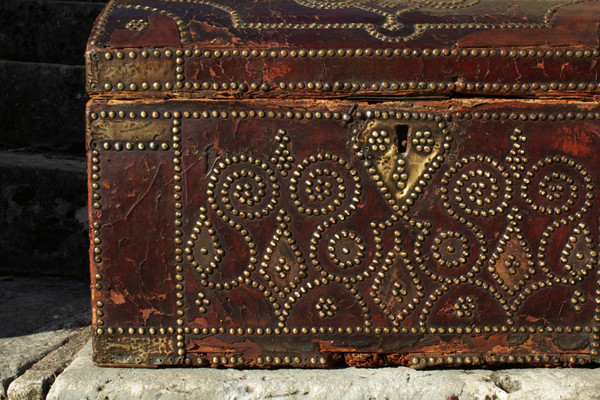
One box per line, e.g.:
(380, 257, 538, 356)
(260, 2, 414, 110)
(0, 275, 90, 339)
(0, 0, 109, 281)
(0, 152, 88, 279)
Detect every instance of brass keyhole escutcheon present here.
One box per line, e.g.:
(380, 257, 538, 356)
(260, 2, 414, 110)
(396, 124, 409, 154)
(355, 118, 445, 206)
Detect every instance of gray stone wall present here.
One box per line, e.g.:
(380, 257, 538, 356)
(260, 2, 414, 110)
(0, 0, 108, 278)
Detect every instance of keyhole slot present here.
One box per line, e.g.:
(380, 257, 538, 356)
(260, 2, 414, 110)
(395, 124, 409, 154)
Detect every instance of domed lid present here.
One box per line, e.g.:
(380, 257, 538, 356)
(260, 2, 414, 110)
(86, 0, 600, 99)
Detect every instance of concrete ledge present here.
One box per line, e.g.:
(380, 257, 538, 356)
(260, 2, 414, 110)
(48, 341, 600, 400)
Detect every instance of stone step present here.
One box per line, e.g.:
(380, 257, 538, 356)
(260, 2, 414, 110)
(0, 0, 107, 66)
(47, 340, 600, 400)
(0, 276, 90, 399)
(6, 328, 90, 400)
(0, 330, 82, 400)
(0, 60, 86, 153)
(0, 152, 87, 278)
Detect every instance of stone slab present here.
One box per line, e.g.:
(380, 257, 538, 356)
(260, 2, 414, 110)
(0, 276, 90, 399)
(0, 153, 87, 278)
(6, 327, 90, 400)
(0, 60, 86, 153)
(49, 340, 600, 400)
(0, 330, 79, 400)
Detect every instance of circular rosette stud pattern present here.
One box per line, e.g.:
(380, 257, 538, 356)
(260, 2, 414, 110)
(416, 225, 486, 285)
(327, 230, 366, 270)
(431, 230, 471, 269)
(310, 224, 379, 282)
(290, 153, 361, 221)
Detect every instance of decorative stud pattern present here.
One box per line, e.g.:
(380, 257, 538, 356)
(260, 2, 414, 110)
(163, 0, 583, 43)
(125, 19, 149, 31)
(454, 295, 477, 318)
(432, 231, 470, 269)
(524, 158, 593, 215)
(186, 207, 224, 279)
(272, 129, 295, 176)
(89, 104, 599, 367)
(315, 297, 339, 318)
(442, 155, 512, 219)
(89, 45, 600, 95)
(117, 4, 190, 43)
(87, 0, 600, 100)
(327, 230, 366, 269)
(88, 0, 117, 46)
(488, 209, 535, 296)
(560, 223, 598, 281)
(90, 147, 104, 332)
(290, 153, 361, 218)
(370, 225, 425, 323)
(171, 113, 186, 357)
(259, 211, 309, 299)
(208, 155, 279, 220)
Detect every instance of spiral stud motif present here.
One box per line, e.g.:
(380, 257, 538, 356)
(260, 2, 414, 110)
(207, 155, 279, 220)
(522, 155, 594, 218)
(290, 152, 361, 219)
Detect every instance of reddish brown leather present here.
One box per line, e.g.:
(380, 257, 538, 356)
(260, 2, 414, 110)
(87, 0, 600, 368)
(88, 98, 600, 368)
(87, 0, 600, 99)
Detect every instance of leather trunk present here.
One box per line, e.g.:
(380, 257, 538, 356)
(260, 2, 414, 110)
(86, 0, 600, 368)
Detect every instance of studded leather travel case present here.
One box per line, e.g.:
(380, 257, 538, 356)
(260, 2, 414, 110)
(87, 0, 600, 368)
